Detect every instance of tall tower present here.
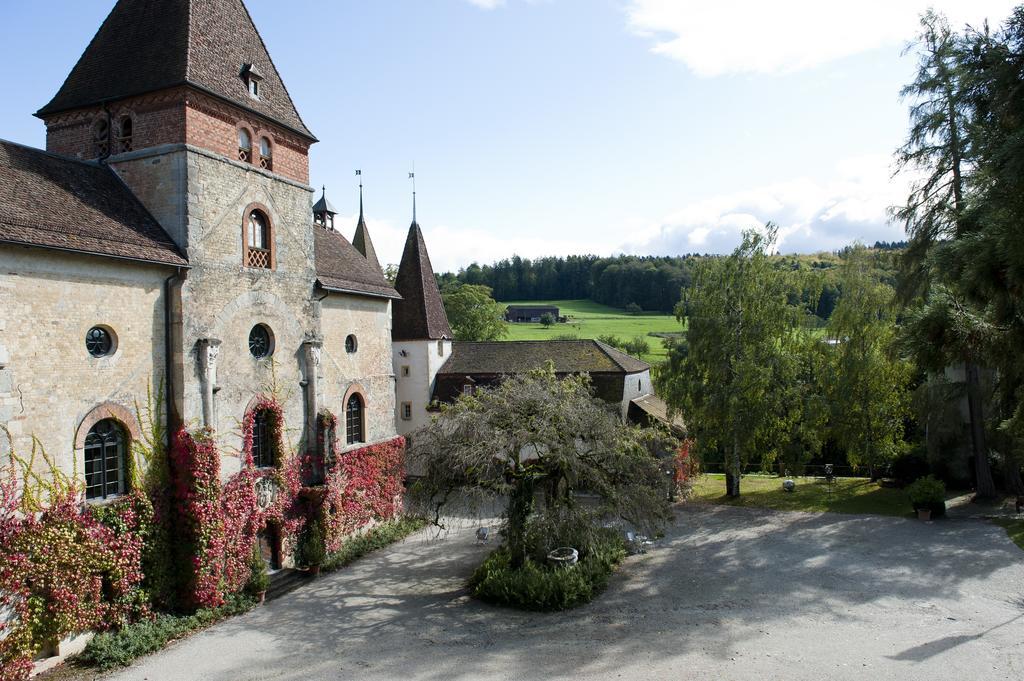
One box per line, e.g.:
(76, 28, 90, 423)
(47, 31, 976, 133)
(392, 208, 453, 444)
(36, 0, 320, 464)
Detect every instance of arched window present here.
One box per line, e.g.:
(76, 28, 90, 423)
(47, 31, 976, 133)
(93, 117, 110, 158)
(118, 116, 133, 153)
(251, 409, 274, 468)
(238, 128, 252, 163)
(84, 419, 126, 501)
(259, 137, 273, 171)
(346, 394, 364, 445)
(245, 210, 272, 269)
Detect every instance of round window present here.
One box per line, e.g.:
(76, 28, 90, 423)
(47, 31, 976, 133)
(249, 324, 273, 359)
(345, 335, 358, 353)
(86, 326, 115, 357)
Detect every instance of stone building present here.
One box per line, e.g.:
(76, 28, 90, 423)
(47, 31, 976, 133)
(0, 0, 398, 521)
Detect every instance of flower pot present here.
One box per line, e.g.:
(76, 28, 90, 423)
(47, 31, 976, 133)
(308, 565, 321, 577)
(917, 508, 932, 521)
(257, 590, 266, 604)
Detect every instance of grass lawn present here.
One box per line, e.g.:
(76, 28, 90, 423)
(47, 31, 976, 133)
(993, 518, 1024, 552)
(501, 299, 684, 364)
(689, 474, 916, 517)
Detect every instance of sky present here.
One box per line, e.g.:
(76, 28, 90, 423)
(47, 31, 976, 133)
(1, 0, 1019, 272)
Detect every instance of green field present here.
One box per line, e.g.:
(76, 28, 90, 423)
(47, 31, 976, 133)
(501, 299, 683, 364)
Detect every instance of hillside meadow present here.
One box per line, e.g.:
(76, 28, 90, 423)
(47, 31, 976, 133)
(500, 299, 683, 364)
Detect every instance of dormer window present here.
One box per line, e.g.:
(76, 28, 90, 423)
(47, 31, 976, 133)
(241, 63, 264, 101)
(259, 136, 273, 171)
(117, 116, 133, 153)
(238, 128, 252, 163)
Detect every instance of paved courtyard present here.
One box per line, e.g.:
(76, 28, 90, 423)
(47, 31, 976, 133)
(106, 505, 1024, 681)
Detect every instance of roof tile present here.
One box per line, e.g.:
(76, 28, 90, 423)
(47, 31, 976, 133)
(36, 0, 314, 140)
(0, 140, 186, 266)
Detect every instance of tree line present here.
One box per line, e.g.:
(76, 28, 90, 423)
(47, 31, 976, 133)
(437, 246, 902, 318)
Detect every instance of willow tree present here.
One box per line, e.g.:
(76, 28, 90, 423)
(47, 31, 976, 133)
(658, 226, 804, 497)
(408, 366, 671, 569)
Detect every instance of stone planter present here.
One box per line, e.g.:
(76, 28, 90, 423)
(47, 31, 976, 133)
(547, 547, 579, 568)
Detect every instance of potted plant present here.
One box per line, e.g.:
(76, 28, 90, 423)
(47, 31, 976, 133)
(303, 518, 327, 576)
(907, 475, 946, 520)
(247, 544, 269, 603)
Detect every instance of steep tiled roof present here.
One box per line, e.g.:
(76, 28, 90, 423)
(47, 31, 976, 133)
(36, 0, 314, 140)
(314, 227, 399, 299)
(0, 140, 186, 266)
(392, 222, 452, 341)
(437, 340, 650, 376)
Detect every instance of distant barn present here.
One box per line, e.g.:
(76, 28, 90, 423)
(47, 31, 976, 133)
(505, 304, 560, 323)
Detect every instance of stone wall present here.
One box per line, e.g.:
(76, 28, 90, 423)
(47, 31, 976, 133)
(174, 148, 317, 479)
(0, 247, 172, 476)
(321, 295, 396, 447)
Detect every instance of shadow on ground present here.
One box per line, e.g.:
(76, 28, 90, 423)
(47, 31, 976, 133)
(106, 506, 1024, 681)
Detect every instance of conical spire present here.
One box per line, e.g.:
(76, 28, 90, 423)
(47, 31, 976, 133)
(392, 222, 452, 341)
(352, 178, 381, 270)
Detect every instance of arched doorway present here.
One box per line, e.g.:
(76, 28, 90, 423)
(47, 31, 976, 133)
(257, 523, 281, 572)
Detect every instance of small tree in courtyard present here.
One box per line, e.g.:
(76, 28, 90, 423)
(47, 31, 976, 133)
(408, 366, 671, 570)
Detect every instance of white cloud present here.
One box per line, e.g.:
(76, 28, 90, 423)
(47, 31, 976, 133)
(621, 154, 913, 256)
(464, 0, 506, 8)
(626, 0, 1019, 76)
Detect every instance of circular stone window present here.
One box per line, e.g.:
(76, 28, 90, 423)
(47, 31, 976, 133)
(345, 335, 358, 353)
(248, 324, 274, 359)
(86, 326, 115, 357)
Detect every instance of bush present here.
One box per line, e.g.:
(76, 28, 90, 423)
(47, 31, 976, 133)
(245, 543, 269, 595)
(81, 594, 254, 670)
(907, 475, 946, 516)
(597, 334, 623, 349)
(891, 448, 930, 488)
(298, 517, 327, 568)
(625, 302, 642, 315)
(321, 516, 426, 572)
(469, 534, 626, 611)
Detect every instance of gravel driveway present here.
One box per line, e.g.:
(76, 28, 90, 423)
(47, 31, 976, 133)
(105, 505, 1024, 681)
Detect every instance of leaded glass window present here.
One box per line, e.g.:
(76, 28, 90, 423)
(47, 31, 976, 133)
(86, 326, 113, 357)
(84, 419, 125, 501)
(346, 394, 364, 445)
(252, 410, 273, 468)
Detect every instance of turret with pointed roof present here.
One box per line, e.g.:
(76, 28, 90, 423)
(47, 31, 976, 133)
(352, 182, 381, 271)
(392, 220, 452, 341)
(36, 0, 314, 141)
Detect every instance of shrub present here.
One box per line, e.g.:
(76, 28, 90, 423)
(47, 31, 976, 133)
(597, 334, 623, 349)
(81, 594, 254, 671)
(298, 517, 327, 568)
(321, 516, 426, 573)
(891, 448, 930, 488)
(907, 475, 946, 516)
(245, 544, 269, 596)
(469, 534, 626, 611)
(625, 302, 642, 315)
(540, 313, 555, 327)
